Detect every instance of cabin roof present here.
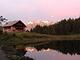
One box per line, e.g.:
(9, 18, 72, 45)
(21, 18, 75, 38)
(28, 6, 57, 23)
(3, 20, 26, 27)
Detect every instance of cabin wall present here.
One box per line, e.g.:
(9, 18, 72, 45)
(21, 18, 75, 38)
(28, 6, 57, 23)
(3, 26, 26, 32)
(3, 27, 12, 32)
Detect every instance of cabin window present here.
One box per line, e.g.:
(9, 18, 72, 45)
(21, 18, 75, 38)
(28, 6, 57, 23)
(4, 26, 11, 29)
(14, 22, 24, 30)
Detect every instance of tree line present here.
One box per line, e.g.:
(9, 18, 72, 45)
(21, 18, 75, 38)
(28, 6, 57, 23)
(31, 17, 80, 35)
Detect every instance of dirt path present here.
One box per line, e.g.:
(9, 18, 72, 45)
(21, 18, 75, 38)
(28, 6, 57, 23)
(0, 49, 9, 60)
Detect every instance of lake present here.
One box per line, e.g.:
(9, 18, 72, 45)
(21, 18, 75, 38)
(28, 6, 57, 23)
(24, 47, 80, 60)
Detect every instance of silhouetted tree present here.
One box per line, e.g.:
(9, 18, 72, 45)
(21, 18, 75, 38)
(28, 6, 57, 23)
(31, 17, 80, 35)
(0, 16, 7, 26)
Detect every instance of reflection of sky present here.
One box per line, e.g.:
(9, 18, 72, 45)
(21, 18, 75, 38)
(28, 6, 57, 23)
(25, 50, 80, 60)
(0, 0, 80, 22)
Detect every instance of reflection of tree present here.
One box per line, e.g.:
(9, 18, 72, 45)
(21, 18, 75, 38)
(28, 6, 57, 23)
(34, 40, 80, 55)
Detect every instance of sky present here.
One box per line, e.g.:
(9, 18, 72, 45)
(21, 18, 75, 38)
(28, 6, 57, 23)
(0, 0, 80, 22)
(25, 48, 80, 60)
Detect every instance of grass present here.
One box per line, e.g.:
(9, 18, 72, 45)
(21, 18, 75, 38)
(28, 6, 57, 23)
(0, 32, 80, 60)
(1, 32, 80, 49)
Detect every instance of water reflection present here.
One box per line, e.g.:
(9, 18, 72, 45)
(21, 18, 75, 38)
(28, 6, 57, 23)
(24, 47, 80, 60)
(25, 47, 37, 52)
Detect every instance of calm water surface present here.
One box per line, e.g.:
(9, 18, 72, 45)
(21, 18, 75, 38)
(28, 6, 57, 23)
(24, 47, 80, 60)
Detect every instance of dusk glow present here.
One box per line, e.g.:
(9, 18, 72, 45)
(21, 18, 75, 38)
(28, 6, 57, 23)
(0, 0, 80, 22)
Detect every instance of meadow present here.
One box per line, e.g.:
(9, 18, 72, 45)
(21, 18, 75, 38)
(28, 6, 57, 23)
(0, 32, 80, 60)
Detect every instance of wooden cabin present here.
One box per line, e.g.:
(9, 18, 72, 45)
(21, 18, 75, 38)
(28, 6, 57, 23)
(3, 20, 26, 32)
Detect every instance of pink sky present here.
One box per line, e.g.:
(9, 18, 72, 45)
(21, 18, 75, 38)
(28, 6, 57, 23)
(0, 0, 80, 22)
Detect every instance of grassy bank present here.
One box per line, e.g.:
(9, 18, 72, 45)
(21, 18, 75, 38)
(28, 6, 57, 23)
(0, 32, 80, 60)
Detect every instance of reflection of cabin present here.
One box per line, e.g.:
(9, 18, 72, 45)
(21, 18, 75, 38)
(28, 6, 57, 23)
(3, 20, 26, 32)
